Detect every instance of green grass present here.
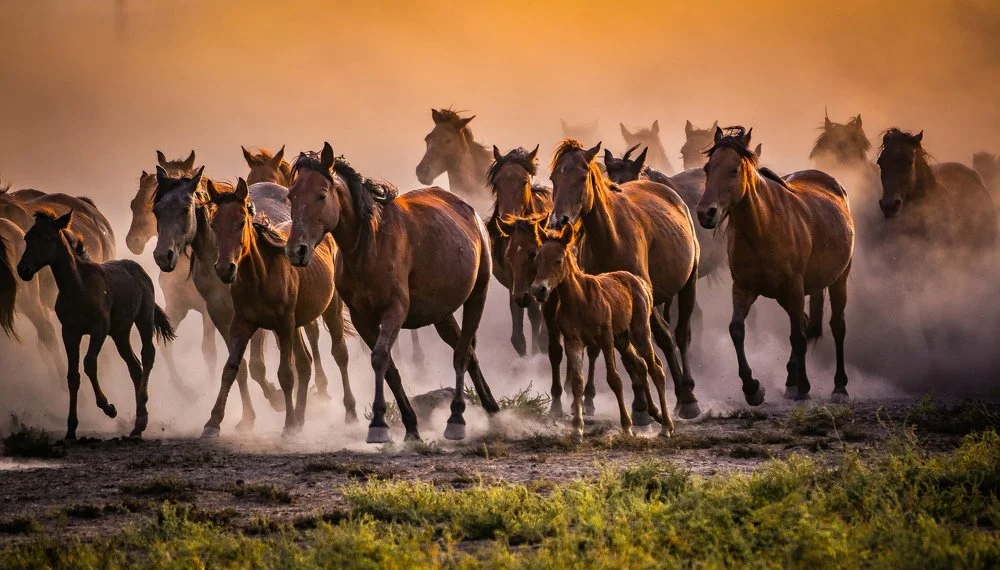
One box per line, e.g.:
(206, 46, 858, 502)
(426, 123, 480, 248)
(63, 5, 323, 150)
(2, 429, 999, 568)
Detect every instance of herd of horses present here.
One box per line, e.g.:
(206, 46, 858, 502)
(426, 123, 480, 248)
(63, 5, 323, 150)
(0, 108, 996, 444)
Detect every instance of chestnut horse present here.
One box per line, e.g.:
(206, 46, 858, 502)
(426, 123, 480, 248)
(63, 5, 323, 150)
(549, 140, 702, 419)
(531, 223, 672, 439)
(152, 167, 287, 434)
(620, 121, 675, 175)
(287, 144, 499, 443)
(126, 152, 217, 395)
(416, 108, 494, 213)
(680, 120, 718, 170)
(877, 128, 997, 254)
(485, 145, 552, 356)
(697, 126, 855, 403)
(206, 178, 355, 435)
(242, 145, 351, 398)
(17, 211, 175, 440)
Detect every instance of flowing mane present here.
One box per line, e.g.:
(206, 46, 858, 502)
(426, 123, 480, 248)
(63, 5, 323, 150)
(707, 127, 791, 190)
(551, 139, 622, 194)
(292, 153, 397, 254)
(487, 147, 538, 196)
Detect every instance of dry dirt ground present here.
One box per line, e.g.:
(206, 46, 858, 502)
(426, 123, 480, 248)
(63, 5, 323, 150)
(1, 395, 996, 545)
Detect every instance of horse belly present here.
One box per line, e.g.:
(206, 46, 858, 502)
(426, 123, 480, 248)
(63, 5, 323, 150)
(403, 218, 482, 327)
(293, 258, 335, 326)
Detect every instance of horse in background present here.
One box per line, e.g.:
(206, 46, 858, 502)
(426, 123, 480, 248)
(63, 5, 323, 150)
(560, 119, 600, 144)
(549, 139, 701, 419)
(486, 145, 552, 356)
(287, 144, 500, 443)
(697, 126, 855, 404)
(809, 112, 882, 238)
(620, 121, 675, 175)
(17, 210, 175, 441)
(416, 108, 494, 214)
(680, 120, 718, 170)
(973, 152, 1000, 211)
(126, 151, 218, 396)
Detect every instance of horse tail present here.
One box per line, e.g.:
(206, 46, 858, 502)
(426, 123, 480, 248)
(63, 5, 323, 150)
(0, 234, 20, 341)
(806, 290, 824, 343)
(152, 304, 177, 343)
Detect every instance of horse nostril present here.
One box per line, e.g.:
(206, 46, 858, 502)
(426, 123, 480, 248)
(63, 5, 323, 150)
(227, 263, 237, 274)
(705, 207, 718, 220)
(559, 216, 569, 227)
(297, 244, 308, 259)
(165, 249, 175, 263)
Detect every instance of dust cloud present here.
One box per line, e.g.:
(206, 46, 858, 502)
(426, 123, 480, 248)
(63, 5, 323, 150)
(0, 0, 997, 441)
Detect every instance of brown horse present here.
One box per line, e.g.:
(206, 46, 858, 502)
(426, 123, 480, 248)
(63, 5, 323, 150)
(151, 167, 287, 434)
(242, 145, 350, 398)
(287, 144, 499, 443)
(620, 121, 675, 175)
(697, 126, 855, 403)
(126, 154, 218, 395)
(416, 108, 494, 213)
(877, 129, 997, 253)
(0, 187, 115, 263)
(809, 112, 873, 174)
(486, 145, 552, 356)
(206, 178, 355, 435)
(561, 119, 600, 143)
(531, 223, 672, 439)
(549, 139, 701, 418)
(680, 120, 718, 170)
(17, 211, 175, 440)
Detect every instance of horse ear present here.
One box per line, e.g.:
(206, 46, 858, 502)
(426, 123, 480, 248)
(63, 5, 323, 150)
(620, 123, 632, 140)
(584, 142, 602, 163)
(824, 115, 833, 130)
(191, 165, 205, 188)
(235, 178, 250, 202)
(155, 165, 169, 185)
(685, 120, 695, 136)
(54, 209, 73, 231)
(711, 120, 718, 131)
(205, 179, 222, 203)
(181, 150, 196, 171)
(560, 118, 569, 131)
(914, 131, 923, 144)
(528, 144, 539, 163)
(742, 128, 753, 146)
(714, 126, 724, 142)
(321, 142, 335, 171)
(432, 108, 445, 123)
(558, 223, 575, 246)
(456, 115, 475, 129)
(651, 120, 660, 135)
(634, 147, 648, 172)
(242, 146, 256, 166)
(624, 143, 641, 161)
(852, 115, 862, 128)
(604, 148, 614, 164)
(273, 145, 285, 164)
(493, 145, 503, 163)
(156, 150, 168, 168)
(753, 143, 763, 159)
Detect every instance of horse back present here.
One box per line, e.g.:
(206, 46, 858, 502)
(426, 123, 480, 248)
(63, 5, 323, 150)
(932, 162, 998, 248)
(249, 182, 291, 224)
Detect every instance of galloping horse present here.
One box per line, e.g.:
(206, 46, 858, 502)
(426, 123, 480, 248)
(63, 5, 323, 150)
(126, 152, 217, 394)
(206, 178, 355, 435)
(549, 139, 702, 419)
(680, 120, 718, 170)
(287, 144, 500, 443)
(151, 167, 287, 434)
(242, 145, 351, 399)
(697, 127, 855, 404)
(486, 145, 552, 356)
(620, 121, 675, 175)
(416, 108, 494, 213)
(18, 211, 175, 440)
(878, 129, 997, 255)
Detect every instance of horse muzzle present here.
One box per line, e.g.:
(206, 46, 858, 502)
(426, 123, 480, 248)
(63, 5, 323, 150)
(415, 164, 435, 186)
(16, 262, 37, 281)
(286, 243, 313, 267)
(697, 206, 722, 229)
(532, 284, 551, 303)
(215, 261, 238, 284)
(514, 291, 532, 309)
(879, 198, 903, 219)
(154, 247, 178, 272)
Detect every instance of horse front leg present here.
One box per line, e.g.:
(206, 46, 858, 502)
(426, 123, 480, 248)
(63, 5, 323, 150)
(292, 327, 313, 428)
(365, 305, 418, 443)
(304, 319, 330, 401)
(674, 270, 702, 418)
(564, 338, 586, 443)
(730, 285, 763, 405)
(249, 331, 283, 412)
(82, 328, 117, 420)
(61, 329, 83, 441)
(527, 300, 546, 355)
(202, 320, 256, 438)
(829, 265, 851, 403)
(199, 308, 218, 378)
(778, 287, 810, 401)
(583, 345, 599, 416)
(509, 296, 528, 357)
(322, 295, 356, 423)
(543, 298, 564, 416)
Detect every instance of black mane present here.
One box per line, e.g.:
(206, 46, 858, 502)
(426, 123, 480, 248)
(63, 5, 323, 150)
(487, 147, 538, 196)
(704, 126, 759, 162)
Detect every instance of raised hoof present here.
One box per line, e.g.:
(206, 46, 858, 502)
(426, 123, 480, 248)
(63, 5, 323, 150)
(366, 426, 391, 444)
(783, 385, 798, 399)
(676, 401, 701, 420)
(632, 409, 653, 427)
(266, 391, 286, 413)
(830, 390, 850, 404)
(744, 384, 766, 407)
(200, 425, 221, 439)
(103, 404, 118, 419)
(312, 389, 332, 402)
(345, 410, 359, 425)
(583, 399, 596, 416)
(444, 422, 467, 441)
(235, 418, 255, 433)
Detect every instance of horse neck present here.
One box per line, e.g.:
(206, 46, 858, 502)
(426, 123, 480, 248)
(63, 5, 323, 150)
(729, 165, 778, 242)
(190, 205, 220, 268)
(328, 185, 369, 270)
(236, 226, 271, 290)
(48, 236, 86, 299)
(912, 151, 937, 200)
(553, 250, 588, 310)
(578, 173, 620, 252)
(448, 134, 489, 194)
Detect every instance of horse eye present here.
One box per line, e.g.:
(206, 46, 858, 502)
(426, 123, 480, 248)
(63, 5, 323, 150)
(318, 192, 327, 201)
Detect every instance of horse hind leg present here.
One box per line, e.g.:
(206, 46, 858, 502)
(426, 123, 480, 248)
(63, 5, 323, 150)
(112, 327, 147, 438)
(304, 320, 330, 401)
(829, 266, 851, 402)
(729, 286, 764, 406)
(674, 271, 702, 418)
(615, 333, 654, 428)
(82, 329, 117, 420)
(322, 295, 356, 423)
(778, 286, 811, 401)
(527, 300, 546, 355)
(292, 327, 313, 429)
(605, 334, 636, 435)
(200, 309, 218, 379)
(248, 331, 284, 413)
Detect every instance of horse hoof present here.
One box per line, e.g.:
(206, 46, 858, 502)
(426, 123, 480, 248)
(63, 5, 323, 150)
(549, 404, 564, 418)
(744, 384, 766, 407)
(830, 390, 850, 404)
(584, 400, 596, 416)
(64, 433, 77, 443)
(281, 426, 303, 438)
(312, 390, 332, 402)
(200, 426, 221, 439)
(632, 409, 653, 427)
(266, 392, 286, 413)
(783, 385, 798, 399)
(345, 411, 359, 425)
(103, 404, 118, 419)
(403, 431, 422, 443)
(676, 402, 701, 420)
(794, 391, 812, 401)
(366, 426, 391, 444)
(571, 431, 584, 444)
(127, 431, 143, 440)
(659, 428, 673, 439)
(444, 422, 467, 441)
